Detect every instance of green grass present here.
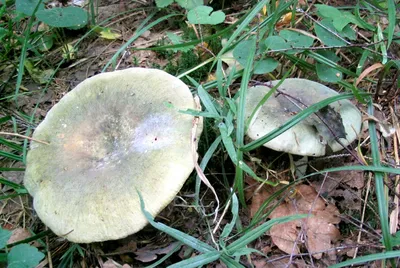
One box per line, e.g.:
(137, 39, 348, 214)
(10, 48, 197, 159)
(1, 0, 399, 266)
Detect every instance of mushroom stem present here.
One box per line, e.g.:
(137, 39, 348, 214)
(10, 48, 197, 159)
(0, 132, 50, 145)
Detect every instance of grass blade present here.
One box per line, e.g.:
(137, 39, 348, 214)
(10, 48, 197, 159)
(234, 34, 256, 205)
(330, 250, 400, 268)
(195, 136, 222, 207)
(386, 0, 395, 48)
(367, 98, 393, 260)
(226, 215, 307, 253)
(139, 191, 215, 253)
(168, 251, 220, 268)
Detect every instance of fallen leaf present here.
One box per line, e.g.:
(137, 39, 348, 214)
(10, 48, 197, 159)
(99, 27, 121, 40)
(311, 163, 364, 211)
(7, 228, 32, 245)
(134, 242, 181, 263)
(245, 176, 276, 218)
(269, 184, 341, 259)
(276, 12, 292, 28)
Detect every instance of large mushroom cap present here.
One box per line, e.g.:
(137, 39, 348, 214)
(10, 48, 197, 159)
(24, 68, 201, 243)
(245, 79, 362, 156)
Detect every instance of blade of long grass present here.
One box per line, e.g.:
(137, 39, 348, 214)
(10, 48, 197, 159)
(0, 116, 11, 125)
(303, 165, 400, 176)
(195, 136, 222, 208)
(235, 37, 256, 205)
(220, 193, 239, 240)
(197, 85, 220, 116)
(0, 138, 23, 151)
(330, 250, 400, 268)
(14, 0, 44, 102)
(241, 93, 370, 152)
(307, 51, 358, 77)
(0, 177, 27, 193)
(0, 168, 25, 172)
(220, 255, 245, 267)
(386, 0, 395, 48)
(219, 123, 237, 164)
(226, 215, 307, 254)
(138, 191, 215, 253)
(0, 150, 23, 162)
(168, 251, 221, 268)
(367, 98, 393, 262)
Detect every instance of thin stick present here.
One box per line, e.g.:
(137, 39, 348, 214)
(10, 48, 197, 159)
(353, 172, 372, 259)
(0, 132, 50, 145)
(389, 106, 400, 234)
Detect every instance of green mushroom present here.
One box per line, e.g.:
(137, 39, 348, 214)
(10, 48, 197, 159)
(245, 78, 362, 157)
(24, 68, 202, 243)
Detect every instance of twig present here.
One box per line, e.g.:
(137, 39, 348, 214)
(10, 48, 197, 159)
(0, 132, 49, 145)
(353, 172, 372, 259)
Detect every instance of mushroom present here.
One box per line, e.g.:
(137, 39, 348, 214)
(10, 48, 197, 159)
(245, 78, 362, 157)
(24, 68, 202, 243)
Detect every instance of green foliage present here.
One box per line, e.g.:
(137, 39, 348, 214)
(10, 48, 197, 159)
(7, 244, 45, 268)
(1, 0, 400, 266)
(187, 6, 226, 25)
(15, 0, 44, 16)
(315, 50, 342, 82)
(0, 229, 12, 249)
(156, 0, 225, 25)
(15, 1, 88, 28)
(0, 228, 45, 268)
(36, 7, 88, 28)
(166, 32, 194, 52)
(156, 0, 203, 10)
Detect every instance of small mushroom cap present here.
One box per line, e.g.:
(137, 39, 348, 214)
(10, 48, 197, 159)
(245, 79, 362, 156)
(24, 68, 202, 243)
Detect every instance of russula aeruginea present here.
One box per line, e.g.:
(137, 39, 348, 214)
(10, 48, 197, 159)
(245, 78, 362, 156)
(24, 68, 202, 243)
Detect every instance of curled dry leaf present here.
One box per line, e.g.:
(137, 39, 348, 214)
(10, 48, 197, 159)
(269, 184, 341, 259)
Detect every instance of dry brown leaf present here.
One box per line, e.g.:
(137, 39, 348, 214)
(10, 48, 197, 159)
(245, 175, 278, 218)
(311, 166, 364, 211)
(7, 227, 40, 247)
(355, 63, 383, 86)
(253, 255, 308, 268)
(269, 184, 341, 259)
